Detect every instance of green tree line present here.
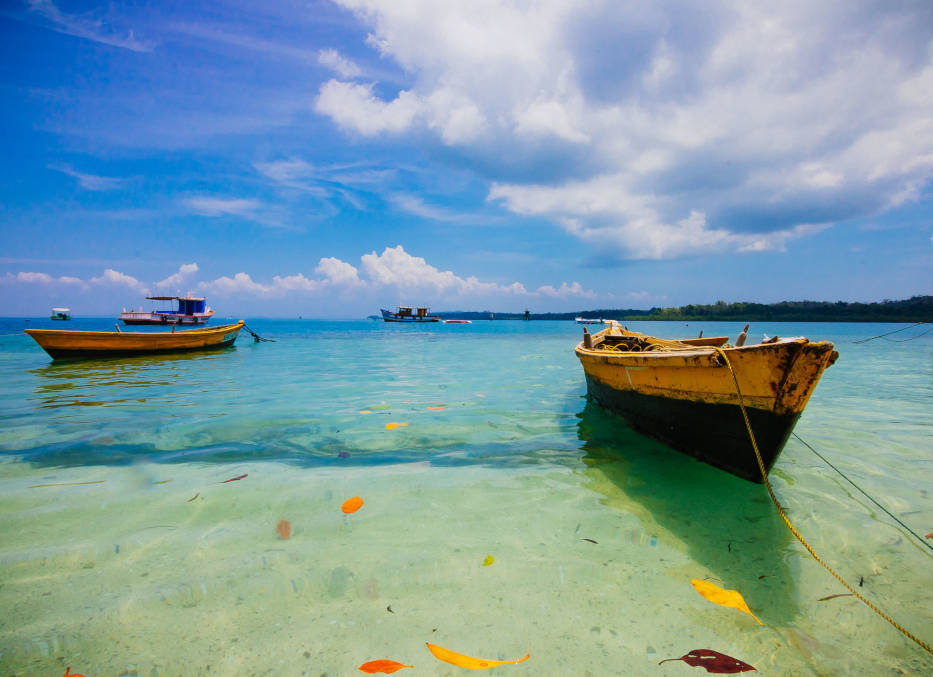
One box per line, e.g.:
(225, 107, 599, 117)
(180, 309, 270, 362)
(438, 295, 932, 322)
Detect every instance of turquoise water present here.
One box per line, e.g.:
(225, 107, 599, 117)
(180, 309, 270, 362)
(0, 318, 930, 676)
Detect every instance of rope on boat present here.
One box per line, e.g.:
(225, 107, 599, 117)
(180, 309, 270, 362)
(852, 321, 929, 344)
(713, 346, 933, 657)
(792, 432, 933, 554)
(243, 324, 276, 342)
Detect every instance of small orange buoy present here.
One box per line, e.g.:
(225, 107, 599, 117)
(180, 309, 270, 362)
(276, 519, 291, 540)
(63, 669, 87, 677)
(342, 496, 364, 514)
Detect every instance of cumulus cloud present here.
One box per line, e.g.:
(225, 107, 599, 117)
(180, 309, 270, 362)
(156, 263, 199, 289)
(320, 0, 933, 260)
(536, 281, 597, 299)
(318, 48, 362, 78)
(315, 80, 422, 136)
(360, 245, 527, 297)
(89, 268, 148, 294)
(196, 245, 603, 304)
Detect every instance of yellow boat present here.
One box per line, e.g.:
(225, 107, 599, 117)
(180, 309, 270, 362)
(25, 321, 245, 360)
(575, 323, 838, 482)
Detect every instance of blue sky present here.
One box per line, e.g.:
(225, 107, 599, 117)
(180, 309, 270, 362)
(1, 0, 931, 318)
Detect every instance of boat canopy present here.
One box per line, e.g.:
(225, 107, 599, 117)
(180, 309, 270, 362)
(51, 307, 71, 313)
(146, 296, 207, 314)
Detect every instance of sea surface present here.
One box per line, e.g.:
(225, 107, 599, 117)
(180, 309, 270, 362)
(0, 317, 930, 676)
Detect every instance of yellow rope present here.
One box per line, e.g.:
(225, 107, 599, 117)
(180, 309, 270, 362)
(712, 347, 933, 656)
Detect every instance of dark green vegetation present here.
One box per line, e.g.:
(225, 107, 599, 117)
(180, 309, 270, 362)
(437, 295, 932, 322)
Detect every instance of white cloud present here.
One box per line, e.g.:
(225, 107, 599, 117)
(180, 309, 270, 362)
(184, 196, 261, 217)
(318, 48, 362, 78)
(50, 165, 128, 191)
(314, 80, 422, 136)
(89, 268, 148, 294)
(535, 281, 596, 299)
(315, 257, 364, 287)
(322, 0, 933, 260)
(27, 0, 154, 52)
(199, 272, 270, 295)
(14, 271, 54, 284)
(156, 263, 199, 289)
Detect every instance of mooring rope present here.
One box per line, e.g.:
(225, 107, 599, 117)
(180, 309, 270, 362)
(712, 347, 932, 656)
(852, 321, 929, 344)
(792, 432, 933, 554)
(243, 324, 276, 342)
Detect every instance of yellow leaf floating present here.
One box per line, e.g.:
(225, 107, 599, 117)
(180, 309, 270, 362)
(482, 554, 494, 567)
(426, 643, 529, 670)
(385, 422, 409, 430)
(690, 579, 763, 625)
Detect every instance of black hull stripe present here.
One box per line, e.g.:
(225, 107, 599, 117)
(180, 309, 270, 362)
(584, 374, 799, 483)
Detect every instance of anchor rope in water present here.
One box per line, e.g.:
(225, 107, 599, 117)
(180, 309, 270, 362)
(852, 321, 929, 344)
(712, 346, 932, 656)
(242, 323, 276, 342)
(792, 432, 933, 554)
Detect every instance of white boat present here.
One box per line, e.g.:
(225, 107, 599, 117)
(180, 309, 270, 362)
(120, 294, 214, 325)
(575, 317, 604, 324)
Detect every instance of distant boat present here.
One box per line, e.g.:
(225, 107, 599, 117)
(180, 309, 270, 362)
(50, 307, 71, 320)
(575, 317, 603, 324)
(575, 324, 837, 482)
(443, 319, 472, 324)
(25, 321, 244, 360)
(381, 306, 440, 323)
(120, 294, 214, 325)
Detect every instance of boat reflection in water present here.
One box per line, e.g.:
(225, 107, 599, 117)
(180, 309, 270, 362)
(575, 401, 800, 626)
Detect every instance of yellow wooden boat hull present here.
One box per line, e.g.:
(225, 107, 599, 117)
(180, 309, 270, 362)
(575, 326, 838, 482)
(25, 321, 245, 360)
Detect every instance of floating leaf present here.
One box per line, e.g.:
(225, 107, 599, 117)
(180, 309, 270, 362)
(220, 473, 248, 483)
(359, 410, 372, 414)
(385, 422, 409, 430)
(186, 492, 199, 502)
(818, 593, 854, 602)
(370, 404, 391, 410)
(482, 554, 494, 566)
(659, 649, 756, 673)
(342, 496, 364, 514)
(358, 659, 413, 674)
(426, 642, 529, 670)
(276, 519, 291, 540)
(690, 579, 762, 625)
(427, 406, 445, 411)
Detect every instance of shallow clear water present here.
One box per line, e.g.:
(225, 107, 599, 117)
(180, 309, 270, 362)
(0, 318, 931, 676)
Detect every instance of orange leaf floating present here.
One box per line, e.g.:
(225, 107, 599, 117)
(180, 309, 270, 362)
(360, 410, 372, 414)
(385, 422, 409, 430)
(342, 496, 364, 513)
(426, 643, 529, 670)
(276, 519, 291, 540)
(690, 579, 762, 625)
(427, 406, 445, 411)
(359, 659, 414, 674)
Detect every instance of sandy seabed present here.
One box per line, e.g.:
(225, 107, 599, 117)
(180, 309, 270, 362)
(0, 457, 931, 677)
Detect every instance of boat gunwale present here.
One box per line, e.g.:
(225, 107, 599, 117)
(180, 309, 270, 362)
(25, 320, 244, 339)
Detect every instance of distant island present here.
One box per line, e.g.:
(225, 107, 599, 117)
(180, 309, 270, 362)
(436, 295, 932, 323)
